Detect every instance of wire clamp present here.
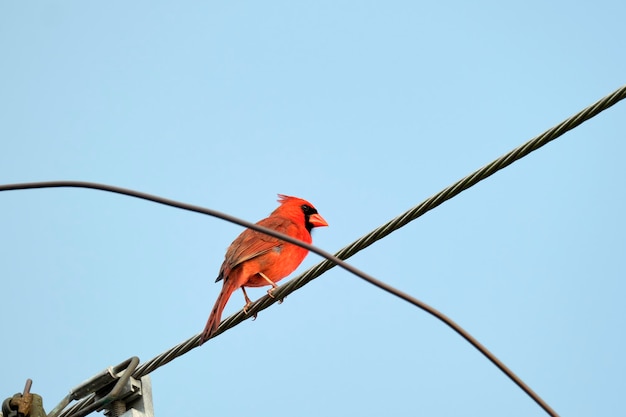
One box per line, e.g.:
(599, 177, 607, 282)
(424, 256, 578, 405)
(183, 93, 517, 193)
(48, 357, 141, 417)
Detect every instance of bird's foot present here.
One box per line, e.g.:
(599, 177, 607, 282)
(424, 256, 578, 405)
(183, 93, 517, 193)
(266, 288, 285, 304)
(243, 302, 258, 320)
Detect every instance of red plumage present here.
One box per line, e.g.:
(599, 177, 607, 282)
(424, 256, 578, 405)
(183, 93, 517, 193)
(200, 195, 328, 343)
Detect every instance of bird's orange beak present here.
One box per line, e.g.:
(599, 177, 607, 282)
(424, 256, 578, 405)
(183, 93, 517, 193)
(309, 213, 328, 228)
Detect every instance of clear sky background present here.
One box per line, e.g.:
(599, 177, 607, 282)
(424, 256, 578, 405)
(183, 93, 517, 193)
(1, 2, 625, 416)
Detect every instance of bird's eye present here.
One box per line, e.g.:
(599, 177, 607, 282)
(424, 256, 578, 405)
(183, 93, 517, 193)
(301, 204, 315, 214)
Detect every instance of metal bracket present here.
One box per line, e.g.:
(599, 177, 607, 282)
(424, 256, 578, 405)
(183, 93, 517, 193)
(48, 357, 140, 417)
(4, 357, 153, 417)
(103, 376, 153, 417)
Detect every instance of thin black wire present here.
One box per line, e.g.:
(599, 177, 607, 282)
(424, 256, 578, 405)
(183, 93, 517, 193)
(4, 84, 625, 417)
(137, 84, 626, 388)
(4, 180, 555, 417)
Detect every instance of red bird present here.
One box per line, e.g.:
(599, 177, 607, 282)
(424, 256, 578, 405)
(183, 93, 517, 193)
(200, 195, 328, 343)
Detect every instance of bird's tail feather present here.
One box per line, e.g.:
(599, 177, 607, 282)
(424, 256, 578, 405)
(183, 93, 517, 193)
(200, 278, 237, 344)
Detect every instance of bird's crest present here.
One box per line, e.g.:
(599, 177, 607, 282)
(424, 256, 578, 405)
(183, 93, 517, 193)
(277, 194, 297, 204)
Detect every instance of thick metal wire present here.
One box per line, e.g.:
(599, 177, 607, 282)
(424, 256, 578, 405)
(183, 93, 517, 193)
(133, 84, 626, 415)
(2, 84, 624, 417)
(58, 397, 95, 417)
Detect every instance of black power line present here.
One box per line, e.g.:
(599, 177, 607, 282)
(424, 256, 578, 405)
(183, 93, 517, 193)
(2, 84, 625, 417)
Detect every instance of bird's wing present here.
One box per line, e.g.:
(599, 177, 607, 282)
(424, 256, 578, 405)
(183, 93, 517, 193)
(215, 217, 293, 282)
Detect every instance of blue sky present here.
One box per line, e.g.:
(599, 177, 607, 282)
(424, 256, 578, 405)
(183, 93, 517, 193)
(1, 2, 625, 416)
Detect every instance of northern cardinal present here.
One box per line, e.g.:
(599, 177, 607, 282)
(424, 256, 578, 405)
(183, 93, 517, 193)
(200, 195, 328, 343)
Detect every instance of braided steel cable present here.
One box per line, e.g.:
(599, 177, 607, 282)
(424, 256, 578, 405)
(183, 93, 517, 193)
(306, 84, 626, 278)
(2, 84, 624, 417)
(58, 397, 94, 417)
(131, 85, 625, 414)
(239, 85, 626, 309)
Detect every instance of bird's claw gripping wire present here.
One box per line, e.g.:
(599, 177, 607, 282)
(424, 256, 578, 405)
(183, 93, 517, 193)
(241, 287, 257, 319)
(240, 275, 285, 319)
(259, 272, 284, 303)
(266, 287, 286, 304)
